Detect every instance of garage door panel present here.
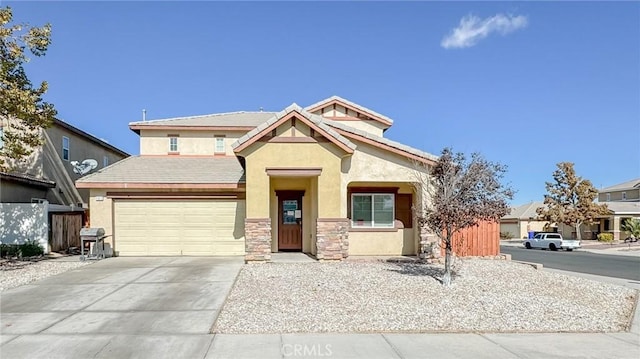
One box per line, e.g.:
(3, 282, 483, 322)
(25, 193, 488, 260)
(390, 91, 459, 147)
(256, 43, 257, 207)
(114, 199, 245, 256)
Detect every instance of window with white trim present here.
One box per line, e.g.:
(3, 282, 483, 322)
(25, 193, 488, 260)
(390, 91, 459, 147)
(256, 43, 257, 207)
(62, 136, 70, 161)
(351, 193, 395, 228)
(169, 137, 178, 152)
(0, 127, 4, 149)
(103, 156, 109, 167)
(622, 192, 627, 200)
(606, 193, 611, 201)
(215, 137, 225, 153)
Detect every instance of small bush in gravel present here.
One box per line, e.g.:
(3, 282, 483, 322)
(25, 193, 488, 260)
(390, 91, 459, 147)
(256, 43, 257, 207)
(597, 233, 614, 242)
(1, 240, 44, 259)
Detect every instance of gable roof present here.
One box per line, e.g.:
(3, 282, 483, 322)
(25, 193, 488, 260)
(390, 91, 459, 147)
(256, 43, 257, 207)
(76, 156, 245, 188)
(502, 201, 545, 220)
(232, 104, 356, 154)
(51, 119, 129, 157)
(599, 178, 640, 192)
(129, 111, 276, 133)
(305, 95, 393, 127)
(324, 119, 438, 164)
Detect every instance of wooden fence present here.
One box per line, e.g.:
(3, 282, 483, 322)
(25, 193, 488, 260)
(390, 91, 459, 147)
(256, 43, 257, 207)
(441, 221, 500, 257)
(50, 213, 82, 252)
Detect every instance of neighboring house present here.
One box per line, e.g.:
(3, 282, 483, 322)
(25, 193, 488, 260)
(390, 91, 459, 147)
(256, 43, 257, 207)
(500, 201, 554, 239)
(598, 178, 640, 203)
(1, 118, 129, 207)
(77, 96, 443, 260)
(594, 178, 640, 241)
(1, 117, 129, 252)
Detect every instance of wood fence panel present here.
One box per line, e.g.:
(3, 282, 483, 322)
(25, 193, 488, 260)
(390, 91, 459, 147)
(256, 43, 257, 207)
(51, 214, 82, 252)
(441, 221, 500, 257)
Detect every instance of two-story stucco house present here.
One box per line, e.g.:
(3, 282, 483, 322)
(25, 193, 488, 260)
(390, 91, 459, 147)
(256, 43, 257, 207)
(1, 118, 129, 207)
(77, 96, 439, 260)
(595, 178, 640, 241)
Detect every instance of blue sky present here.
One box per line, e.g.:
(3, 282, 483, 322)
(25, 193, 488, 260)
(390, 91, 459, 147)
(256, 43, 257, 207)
(7, 1, 640, 204)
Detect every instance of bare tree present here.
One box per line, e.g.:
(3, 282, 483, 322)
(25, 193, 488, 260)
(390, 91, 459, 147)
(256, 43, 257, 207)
(536, 162, 608, 240)
(415, 148, 513, 286)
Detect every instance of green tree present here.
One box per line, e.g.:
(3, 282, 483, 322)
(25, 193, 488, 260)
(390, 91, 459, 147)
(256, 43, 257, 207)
(0, 6, 56, 172)
(415, 148, 513, 286)
(536, 162, 608, 240)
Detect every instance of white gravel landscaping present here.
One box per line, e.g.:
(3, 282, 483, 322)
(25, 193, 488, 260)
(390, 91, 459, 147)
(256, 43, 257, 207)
(213, 259, 638, 334)
(0, 259, 91, 292)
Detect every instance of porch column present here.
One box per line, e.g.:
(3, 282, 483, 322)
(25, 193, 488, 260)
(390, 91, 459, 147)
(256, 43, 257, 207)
(316, 218, 349, 260)
(613, 216, 621, 241)
(245, 218, 272, 262)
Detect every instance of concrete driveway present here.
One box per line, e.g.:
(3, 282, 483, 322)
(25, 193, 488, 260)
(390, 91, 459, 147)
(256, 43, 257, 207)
(0, 256, 243, 358)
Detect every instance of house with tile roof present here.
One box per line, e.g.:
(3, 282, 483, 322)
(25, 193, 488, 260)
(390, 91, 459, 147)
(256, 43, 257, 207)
(77, 96, 442, 260)
(500, 201, 555, 239)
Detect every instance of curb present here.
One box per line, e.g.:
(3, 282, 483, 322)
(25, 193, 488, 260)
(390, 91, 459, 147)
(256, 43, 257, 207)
(513, 260, 543, 270)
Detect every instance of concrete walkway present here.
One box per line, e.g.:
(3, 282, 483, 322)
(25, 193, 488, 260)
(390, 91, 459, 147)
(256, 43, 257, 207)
(1, 256, 639, 358)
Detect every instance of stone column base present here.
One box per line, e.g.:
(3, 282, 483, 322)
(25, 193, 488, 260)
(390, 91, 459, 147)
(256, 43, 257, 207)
(419, 232, 441, 260)
(245, 218, 272, 262)
(316, 218, 349, 261)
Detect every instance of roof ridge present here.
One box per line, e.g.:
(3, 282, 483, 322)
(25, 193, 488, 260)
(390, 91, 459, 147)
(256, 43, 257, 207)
(304, 95, 394, 125)
(129, 110, 276, 125)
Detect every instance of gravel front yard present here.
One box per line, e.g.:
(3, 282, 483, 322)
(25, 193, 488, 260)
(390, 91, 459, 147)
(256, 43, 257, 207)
(213, 259, 638, 333)
(0, 259, 91, 292)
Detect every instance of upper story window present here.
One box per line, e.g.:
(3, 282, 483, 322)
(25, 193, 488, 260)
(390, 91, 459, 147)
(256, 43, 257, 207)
(351, 193, 395, 228)
(103, 156, 109, 167)
(622, 192, 627, 200)
(62, 136, 70, 161)
(169, 136, 178, 152)
(215, 136, 225, 154)
(606, 193, 611, 201)
(0, 127, 4, 149)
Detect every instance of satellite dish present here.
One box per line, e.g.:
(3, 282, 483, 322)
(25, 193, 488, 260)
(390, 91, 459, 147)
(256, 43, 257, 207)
(71, 159, 98, 176)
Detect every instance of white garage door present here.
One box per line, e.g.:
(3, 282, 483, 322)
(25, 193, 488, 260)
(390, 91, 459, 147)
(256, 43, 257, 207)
(114, 199, 245, 256)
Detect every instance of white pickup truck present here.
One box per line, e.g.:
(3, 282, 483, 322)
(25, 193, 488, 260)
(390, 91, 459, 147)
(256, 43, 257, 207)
(523, 233, 580, 251)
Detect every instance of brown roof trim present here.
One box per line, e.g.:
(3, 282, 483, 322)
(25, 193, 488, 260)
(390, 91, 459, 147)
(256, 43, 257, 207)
(76, 182, 245, 189)
(233, 111, 354, 154)
(130, 125, 255, 132)
(0, 172, 56, 188)
(333, 128, 436, 165)
(265, 167, 322, 177)
(307, 99, 392, 127)
(53, 119, 129, 157)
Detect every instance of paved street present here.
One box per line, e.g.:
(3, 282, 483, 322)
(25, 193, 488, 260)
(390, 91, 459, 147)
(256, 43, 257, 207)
(501, 246, 640, 281)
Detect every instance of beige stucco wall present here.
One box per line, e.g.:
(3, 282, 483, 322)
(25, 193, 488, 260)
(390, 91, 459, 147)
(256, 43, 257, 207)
(88, 189, 114, 248)
(599, 189, 640, 202)
(139, 130, 242, 156)
(349, 229, 415, 255)
(241, 141, 344, 219)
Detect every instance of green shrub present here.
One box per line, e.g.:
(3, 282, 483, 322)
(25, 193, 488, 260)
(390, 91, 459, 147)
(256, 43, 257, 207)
(20, 240, 44, 257)
(0, 240, 44, 258)
(597, 233, 614, 242)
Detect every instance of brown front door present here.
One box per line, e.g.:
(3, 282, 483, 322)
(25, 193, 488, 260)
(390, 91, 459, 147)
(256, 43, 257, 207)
(277, 191, 303, 251)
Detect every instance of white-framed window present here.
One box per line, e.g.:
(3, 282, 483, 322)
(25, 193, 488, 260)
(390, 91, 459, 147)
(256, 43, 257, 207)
(103, 156, 109, 167)
(0, 127, 4, 149)
(62, 136, 70, 161)
(622, 192, 627, 200)
(169, 137, 178, 152)
(606, 193, 611, 201)
(215, 137, 225, 153)
(351, 193, 395, 228)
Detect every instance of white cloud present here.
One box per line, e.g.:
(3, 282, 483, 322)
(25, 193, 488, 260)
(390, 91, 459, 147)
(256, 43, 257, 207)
(441, 13, 528, 49)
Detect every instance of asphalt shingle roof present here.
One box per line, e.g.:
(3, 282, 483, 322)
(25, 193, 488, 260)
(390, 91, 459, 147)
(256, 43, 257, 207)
(76, 156, 245, 184)
(232, 103, 356, 152)
(323, 119, 438, 162)
(599, 178, 640, 192)
(129, 111, 276, 128)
